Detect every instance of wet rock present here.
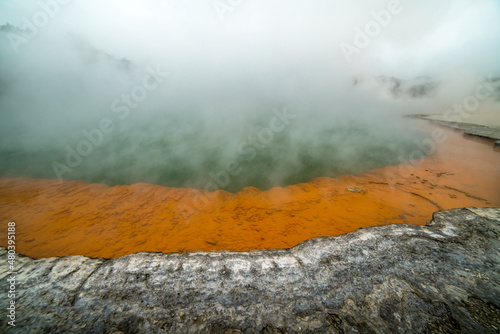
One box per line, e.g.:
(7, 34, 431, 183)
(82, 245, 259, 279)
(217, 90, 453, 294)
(1, 207, 499, 333)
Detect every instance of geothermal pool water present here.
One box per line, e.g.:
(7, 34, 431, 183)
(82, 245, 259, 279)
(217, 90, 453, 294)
(0, 111, 426, 193)
(1, 121, 499, 259)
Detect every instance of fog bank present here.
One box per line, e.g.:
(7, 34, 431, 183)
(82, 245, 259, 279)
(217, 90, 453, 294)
(0, 0, 499, 191)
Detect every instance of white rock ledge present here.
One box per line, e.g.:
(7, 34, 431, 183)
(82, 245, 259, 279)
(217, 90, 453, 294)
(1, 207, 499, 333)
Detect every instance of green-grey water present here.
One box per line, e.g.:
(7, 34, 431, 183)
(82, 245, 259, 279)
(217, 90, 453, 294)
(0, 113, 425, 193)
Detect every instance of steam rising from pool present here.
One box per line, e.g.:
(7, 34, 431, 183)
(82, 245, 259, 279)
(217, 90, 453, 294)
(0, 108, 426, 192)
(0, 0, 499, 192)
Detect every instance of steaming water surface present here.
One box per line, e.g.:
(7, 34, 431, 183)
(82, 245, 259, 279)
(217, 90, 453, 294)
(0, 113, 426, 192)
(2, 123, 499, 259)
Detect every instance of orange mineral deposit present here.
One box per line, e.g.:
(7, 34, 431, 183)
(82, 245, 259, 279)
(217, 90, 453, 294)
(1, 124, 499, 259)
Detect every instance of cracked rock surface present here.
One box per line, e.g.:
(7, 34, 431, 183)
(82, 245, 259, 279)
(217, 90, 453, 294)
(1, 207, 499, 333)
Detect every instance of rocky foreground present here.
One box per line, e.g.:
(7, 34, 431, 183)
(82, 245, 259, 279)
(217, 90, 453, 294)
(1, 208, 499, 333)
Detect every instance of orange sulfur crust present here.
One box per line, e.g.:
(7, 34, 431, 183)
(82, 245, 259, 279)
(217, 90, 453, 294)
(1, 123, 499, 259)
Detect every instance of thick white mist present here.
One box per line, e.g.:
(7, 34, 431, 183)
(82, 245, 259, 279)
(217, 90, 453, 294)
(0, 0, 499, 191)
